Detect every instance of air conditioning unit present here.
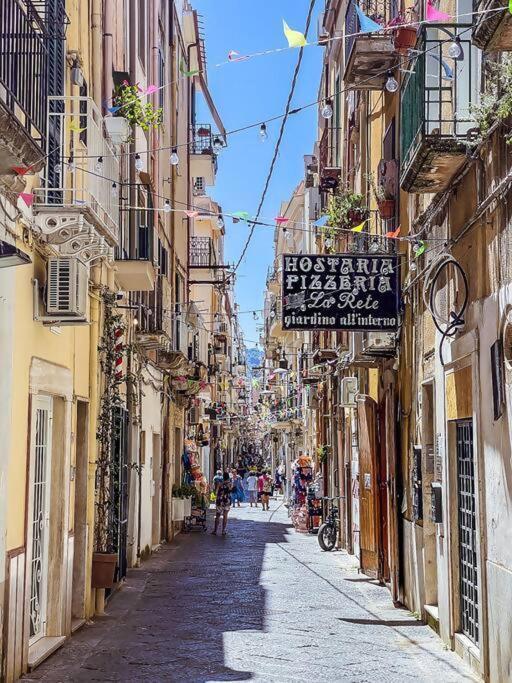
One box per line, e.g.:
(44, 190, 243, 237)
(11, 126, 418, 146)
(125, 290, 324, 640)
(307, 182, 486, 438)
(340, 377, 358, 407)
(46, 258, 88, 318)
(362, 332, 396, 356)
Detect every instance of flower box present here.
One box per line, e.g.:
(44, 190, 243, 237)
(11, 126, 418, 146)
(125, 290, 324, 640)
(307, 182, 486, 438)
(91, 552, 118, 588)
(172, 498, 185, 521)
(104, 116, 131, 144)
(394, 27, 417, 50)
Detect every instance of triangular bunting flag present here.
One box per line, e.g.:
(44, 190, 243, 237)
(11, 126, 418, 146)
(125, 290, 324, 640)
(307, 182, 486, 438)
(385, 226, 401, 238)
(283, 20, 307, 48)
(228, 50, 249, 62)
(232, 211, 250, 222)
(145, 84, 158, 95)
(69, 119, 86, 133)
(275, 216, 289, 224)
(414, 240, 426, 257)
(351, 222, 366, 233)
(355, 5, 383, 33)
(430, 54, 453, 80)
(19, 192, 34, 207)
(425, 2, 451, 22)
(314, 215, 329, 227)
(107, 105, 121, 114)
(509, 0, 512, 15)
(12, 166, 32, 176)
(180, 60, 199, 77)
(184, 210, 199, 218)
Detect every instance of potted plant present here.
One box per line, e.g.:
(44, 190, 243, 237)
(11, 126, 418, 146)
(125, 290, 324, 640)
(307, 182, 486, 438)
(368, 171, 395, 220)
(172, 484, 185, 522)
(327, 186, 368, 230)
(92, 290, 125, 589)
(389, 12, 417, 51)
(182, 484, 195, 517)
(106, 82, 163, 144)
(316, 444, 330, 464)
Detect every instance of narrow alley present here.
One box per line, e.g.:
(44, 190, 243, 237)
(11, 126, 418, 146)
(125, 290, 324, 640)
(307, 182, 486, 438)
(25, 502, 475, 683)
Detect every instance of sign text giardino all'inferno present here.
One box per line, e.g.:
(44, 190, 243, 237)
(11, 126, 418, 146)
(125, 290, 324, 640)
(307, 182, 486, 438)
(282, 254, 399, 332)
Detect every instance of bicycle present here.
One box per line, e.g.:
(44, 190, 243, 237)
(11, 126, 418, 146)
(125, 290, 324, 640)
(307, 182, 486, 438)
(317, 497, 339, 552)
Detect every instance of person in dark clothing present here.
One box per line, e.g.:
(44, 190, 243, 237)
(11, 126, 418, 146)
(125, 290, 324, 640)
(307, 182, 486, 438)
(212, 472, 233, 536)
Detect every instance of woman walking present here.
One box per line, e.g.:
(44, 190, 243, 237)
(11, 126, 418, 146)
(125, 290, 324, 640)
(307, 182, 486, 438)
(260, 470, 273, 511)
(212, 472, 233, 536)
(231, 470, 244, 507)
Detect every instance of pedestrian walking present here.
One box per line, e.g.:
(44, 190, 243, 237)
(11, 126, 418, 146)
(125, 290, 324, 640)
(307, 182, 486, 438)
(247, 470, 259, 507)
(231, 470, 244, 507)
(260, 470, 273, 511)
(211, 472, 233, 536)
(257, 470, 265, 505)
(212, 469, 223, 492)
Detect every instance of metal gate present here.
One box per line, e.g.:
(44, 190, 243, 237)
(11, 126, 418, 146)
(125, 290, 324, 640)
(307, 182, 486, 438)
(110, 406, 129, 582)
(456, 420, 479, 645)
(29, 395, 53, 641)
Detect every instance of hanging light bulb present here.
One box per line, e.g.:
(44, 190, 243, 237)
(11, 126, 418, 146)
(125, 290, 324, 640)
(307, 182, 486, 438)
(448, 36, 463, 59)
(253, 311, 258, 320)
(213, 136, 223, 152)
(409, 261, 417, 273)
(95, 156, 104, 173)
(321, 98, 333, 120)
(324, 236, 333, 249)
(170, 148, 179, 166)
(385, 71, 399, 93)
(216, 215, 225, 230)
(134, 154, 143, 172)
(163, 199, 172, 214)
(67, 155, 75, 172)
(111, 182, 118, 198)
(413, 240, 422, 254)
(259, 123, 268, 142)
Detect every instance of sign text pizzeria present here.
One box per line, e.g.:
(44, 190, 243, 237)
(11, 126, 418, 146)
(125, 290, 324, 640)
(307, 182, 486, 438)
(282, 253, 399, 331)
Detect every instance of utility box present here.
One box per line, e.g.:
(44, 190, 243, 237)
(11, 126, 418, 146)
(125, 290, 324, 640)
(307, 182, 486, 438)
(431, 482, 443, 524)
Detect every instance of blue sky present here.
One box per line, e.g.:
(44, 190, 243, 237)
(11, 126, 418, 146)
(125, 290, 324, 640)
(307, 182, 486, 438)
(194, 0, 323, 348)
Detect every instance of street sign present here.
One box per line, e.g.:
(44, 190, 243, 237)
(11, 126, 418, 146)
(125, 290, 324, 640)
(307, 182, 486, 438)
(282, 253, 399, 331)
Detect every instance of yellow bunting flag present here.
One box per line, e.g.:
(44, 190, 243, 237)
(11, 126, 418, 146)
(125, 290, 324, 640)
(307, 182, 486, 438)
(283, 20, 307, 48)
(351, 222, 366, 233)
(69, 119, 86, 133)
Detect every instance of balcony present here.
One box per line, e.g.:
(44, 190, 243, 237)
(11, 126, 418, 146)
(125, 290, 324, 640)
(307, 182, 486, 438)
(319, 127, 341, 191)
(472, 0, 512, 51)
(190, 124, 218, 185)
(189, 235, 228, 285)
(0, 0, 51, 175)
(115, 226, 157, 291)
(400, 26, 475, 193)
(344, 0, 397, 90)
(266, 300, 284, 339)
(266, 262, 281, 295)
(34, 96, 120, 249)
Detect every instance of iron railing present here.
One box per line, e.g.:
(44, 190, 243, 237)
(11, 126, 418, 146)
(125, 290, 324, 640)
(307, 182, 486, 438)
(191, 123, 214, 154)
(0, 0, 48, 144)
(189, 235, 217, 267)
(345, 0, 398, 64)
(400, 25, 475, 174)
(34, 96, 120, 243)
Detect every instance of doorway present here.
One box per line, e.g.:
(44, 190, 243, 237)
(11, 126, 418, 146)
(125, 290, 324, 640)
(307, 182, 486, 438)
(456, 419, 479, 645)
(28, 395, 53, 643)
(422, 382, 438, 608)
(71, 401, 89, 622)
(152, 433, 162, 546)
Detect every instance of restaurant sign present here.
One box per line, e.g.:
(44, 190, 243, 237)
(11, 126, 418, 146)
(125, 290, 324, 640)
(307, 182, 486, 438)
(282, 253, 399, 331)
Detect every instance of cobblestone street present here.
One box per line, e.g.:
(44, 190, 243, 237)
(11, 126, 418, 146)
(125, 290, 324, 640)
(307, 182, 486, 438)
(24, 501, 476, 683)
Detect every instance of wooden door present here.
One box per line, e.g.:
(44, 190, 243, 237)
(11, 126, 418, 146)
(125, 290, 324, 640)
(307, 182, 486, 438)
(358, 396, 380, 577)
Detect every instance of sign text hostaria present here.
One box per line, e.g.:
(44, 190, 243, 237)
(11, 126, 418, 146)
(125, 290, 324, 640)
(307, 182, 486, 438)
(282, 253, 400, 331)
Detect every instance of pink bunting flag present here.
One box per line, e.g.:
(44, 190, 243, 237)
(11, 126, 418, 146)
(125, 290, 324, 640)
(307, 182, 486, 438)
(275, 216, 289, 224)
(145, 84, 158, 95)
(12, 166, 32, 176)
(425, 1, 451, 21)
(184, 210, 199, 218)
(19, 192, 34, 207)
(228, 50, 249, 62)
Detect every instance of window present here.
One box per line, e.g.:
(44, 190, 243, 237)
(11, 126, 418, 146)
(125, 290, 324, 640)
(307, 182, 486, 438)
(158, 47, 165, 111)
(138, 0, 146, 69)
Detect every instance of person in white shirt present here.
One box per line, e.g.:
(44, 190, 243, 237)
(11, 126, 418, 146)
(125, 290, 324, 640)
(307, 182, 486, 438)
(246, 472, 259, 507)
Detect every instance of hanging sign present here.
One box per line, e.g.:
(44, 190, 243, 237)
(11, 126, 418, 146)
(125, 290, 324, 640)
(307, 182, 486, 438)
(282, 253, 399, 331)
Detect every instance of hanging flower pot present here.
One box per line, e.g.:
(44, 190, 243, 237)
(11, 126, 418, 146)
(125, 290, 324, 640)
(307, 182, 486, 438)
(377, 199, 395, 220)
(91, 552, 118, 588)
(394, 26, 417, 50)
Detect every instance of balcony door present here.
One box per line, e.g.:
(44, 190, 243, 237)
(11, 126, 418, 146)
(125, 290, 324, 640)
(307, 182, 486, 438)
(28, 395, 53, 643)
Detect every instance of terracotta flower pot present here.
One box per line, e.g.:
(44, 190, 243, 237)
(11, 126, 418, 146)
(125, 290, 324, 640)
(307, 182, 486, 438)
(394, 27, 417, 50)
(91, 552, 118, 589)
(378, 199, 395, 219)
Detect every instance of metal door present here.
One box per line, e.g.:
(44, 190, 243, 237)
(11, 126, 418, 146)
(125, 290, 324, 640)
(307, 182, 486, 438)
(29, 395, 53, 642)
(456, 420, 479, 644)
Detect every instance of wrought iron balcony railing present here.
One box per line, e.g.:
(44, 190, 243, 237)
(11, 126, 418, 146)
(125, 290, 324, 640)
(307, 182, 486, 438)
(34, 96, 120, 243)
(400, 25, 475, 192)
(189, 235, 218, 267)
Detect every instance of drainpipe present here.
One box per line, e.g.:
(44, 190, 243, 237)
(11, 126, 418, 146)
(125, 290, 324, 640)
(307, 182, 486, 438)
(103, 0, 114, 110)
(91, 0, 102, 106)
(186, 38, 199, 309)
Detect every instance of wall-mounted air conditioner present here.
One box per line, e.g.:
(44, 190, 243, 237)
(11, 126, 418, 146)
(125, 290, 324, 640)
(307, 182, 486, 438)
(46, 258, 88, 318)
(340, 377, 358, 407)
(362, 332, 396, 356)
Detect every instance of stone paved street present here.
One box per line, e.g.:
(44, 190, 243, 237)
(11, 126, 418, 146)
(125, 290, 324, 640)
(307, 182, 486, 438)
(24, 501, 476, 682)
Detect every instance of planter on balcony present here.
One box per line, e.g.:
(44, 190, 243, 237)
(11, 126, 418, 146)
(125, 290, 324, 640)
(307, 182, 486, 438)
(377, 199, 395, 219)
(394, 26, 417, 50)
(183, 497, 192, 518)
(172, 498, 185, 521)
(105, 116, 131, 144)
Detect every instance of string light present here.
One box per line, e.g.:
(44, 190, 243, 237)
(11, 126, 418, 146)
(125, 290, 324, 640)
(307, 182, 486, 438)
(170, 148, 179, 165)
(321, 98, 333, 119)
(259, 123, 268, 142)
(67, 155, 75, 172)
(448, 36, 463, 59)
(111, 182, 118, 197)
(216, 216, 224, 229)
(163, 199, 172, 213)
(213, 136, 223, 152)
(385, 71, 399, 93)
(134, 154, 143, 172)
(95, 156, 104, 173)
